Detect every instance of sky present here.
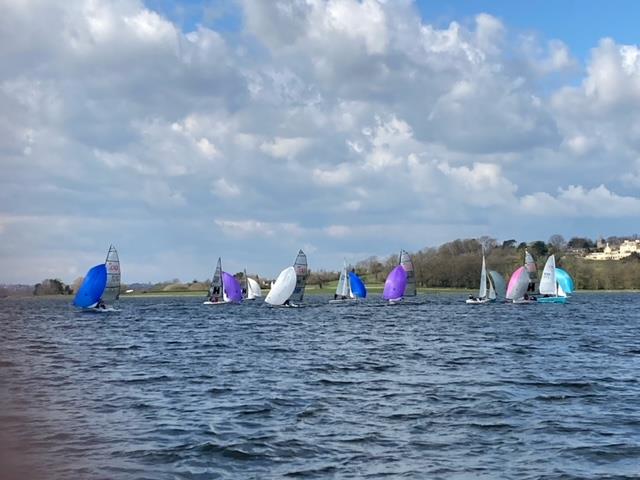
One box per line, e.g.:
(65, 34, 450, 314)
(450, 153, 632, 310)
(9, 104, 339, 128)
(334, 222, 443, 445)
(2, 0, 640, 284)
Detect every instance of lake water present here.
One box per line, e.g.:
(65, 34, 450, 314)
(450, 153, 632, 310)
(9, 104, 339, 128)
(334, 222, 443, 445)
(1, 293, 639, 479)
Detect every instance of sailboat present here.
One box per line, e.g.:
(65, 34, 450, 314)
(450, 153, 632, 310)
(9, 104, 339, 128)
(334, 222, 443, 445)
(466, 253, 495, 304)
(329, 260, 359, 303)
(204, 257, 242, 305)
(383, 265, 407, 304)
(524, 249, 538, 293)
(73, 245, 121, 310)
(243, 270, 262, 300)
(265, 250, 307, 307)
(505, 266, 533, 303)
(399, 249, 417, 296)
(537, 255, 568, 303)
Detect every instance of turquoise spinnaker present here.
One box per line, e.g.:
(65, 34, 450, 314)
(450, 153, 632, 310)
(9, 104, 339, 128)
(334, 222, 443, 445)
(555, 268, 575, 294)
(348, 271, 367, 298)
(73, 264, 107, 308)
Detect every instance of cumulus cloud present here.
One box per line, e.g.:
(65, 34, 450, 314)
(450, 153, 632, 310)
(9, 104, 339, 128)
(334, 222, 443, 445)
(2, 0, 640, 283)
(520, 185, 640, 217)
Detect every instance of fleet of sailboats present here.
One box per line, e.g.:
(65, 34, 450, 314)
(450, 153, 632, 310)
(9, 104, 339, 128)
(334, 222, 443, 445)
(72, 245, 578, 310)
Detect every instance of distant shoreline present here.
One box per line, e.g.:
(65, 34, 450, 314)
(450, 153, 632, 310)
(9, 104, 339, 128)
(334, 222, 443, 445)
(6, 288, 639, 301)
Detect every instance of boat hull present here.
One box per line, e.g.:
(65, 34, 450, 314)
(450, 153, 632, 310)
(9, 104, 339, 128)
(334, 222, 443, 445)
(537, 296, 567, 304)
(329, 298, 357, 304)
(465, 298, 493, 304)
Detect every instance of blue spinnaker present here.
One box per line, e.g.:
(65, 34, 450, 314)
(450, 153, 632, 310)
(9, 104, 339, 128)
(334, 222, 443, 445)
(73, 264, 107, 308)
(348, 271, 367, 298)
(555, 268, 575, 294)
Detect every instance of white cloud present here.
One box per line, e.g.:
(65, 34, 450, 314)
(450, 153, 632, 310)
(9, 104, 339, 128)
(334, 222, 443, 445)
(212, 178, 240, 197)
(520, 185, 640, 217)
(3, 0, 640, 283)
(260, 136, 312, 159)
(214, 219, 304, 238)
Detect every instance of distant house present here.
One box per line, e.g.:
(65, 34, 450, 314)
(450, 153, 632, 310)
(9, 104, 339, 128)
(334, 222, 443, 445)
(585, 240, 640, 260)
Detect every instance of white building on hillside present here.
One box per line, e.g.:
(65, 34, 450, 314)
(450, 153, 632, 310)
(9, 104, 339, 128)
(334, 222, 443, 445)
(585, 240, 640, 260)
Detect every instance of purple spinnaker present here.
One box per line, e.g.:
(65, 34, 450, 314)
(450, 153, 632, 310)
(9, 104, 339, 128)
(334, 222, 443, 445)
(222, 272, 243, 303)
(383, 265, 407, 301)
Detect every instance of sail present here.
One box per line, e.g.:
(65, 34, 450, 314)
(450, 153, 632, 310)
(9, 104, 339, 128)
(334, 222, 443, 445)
(247, 277, 262, 299)
(103, 245, 120, 303)
(265, 266, 297, 305)
(557, 283, 567, 297)
(488, 281, 496, 300)
(242, 269, 249, 297)
(525, 250, 537, 278)
(348, 271, 366, 298)
(335, 260, 349, 298)
(539, 255, 557, 295)
(73, 264, 107, 308)
(506, 266, 529, 300)
(478, 255, 487, 299)
(383, 265, 407, 301)
(555, 268, 575, 294)
(222, 272, 243, 303)
(208, 258, 223, 300)
(399, 250, 416, 296)
(488, 270, 506, 298)
(289, 249, 308, 303)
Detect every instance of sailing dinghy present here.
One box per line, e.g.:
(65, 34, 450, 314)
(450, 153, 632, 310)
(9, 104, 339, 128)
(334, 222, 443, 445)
(537, 255, 568, 303)
(265, 250, 308, 307)
(329, 260, 357, 303)
(466, 253, 495, 304)
(383, 265, 407, 304)
(204, 258, 242, 305)
(505, 266, 535, 303)
(73, 245, 121, 310)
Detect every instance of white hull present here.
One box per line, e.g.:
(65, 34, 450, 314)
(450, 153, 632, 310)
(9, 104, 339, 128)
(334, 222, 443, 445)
(329, 298, 358, 304)
(465, 298, 492, 304)
(203, 300, 230, 305)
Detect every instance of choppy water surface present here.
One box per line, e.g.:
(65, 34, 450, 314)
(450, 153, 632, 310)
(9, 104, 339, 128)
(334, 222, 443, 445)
(1, 293, 639, 479)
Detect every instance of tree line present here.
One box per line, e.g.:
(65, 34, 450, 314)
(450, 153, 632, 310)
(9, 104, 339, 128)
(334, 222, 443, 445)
(308, 235, 640, 290)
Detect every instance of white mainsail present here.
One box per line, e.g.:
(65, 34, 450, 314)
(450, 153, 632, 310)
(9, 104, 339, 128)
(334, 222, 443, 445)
(335, 260, 350, 298)
(478, 255, 487, 299)
(103, 245, 120, 303)
(539, 255, 557, 295)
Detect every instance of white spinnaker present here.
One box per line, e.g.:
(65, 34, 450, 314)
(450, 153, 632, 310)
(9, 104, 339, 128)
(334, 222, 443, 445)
(103, 245, 121, 303)
(539, 255, 557, 295)
(478, 255, 487, 299)
(265, 267, 297, 305)
(247, 277, 262, 299)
